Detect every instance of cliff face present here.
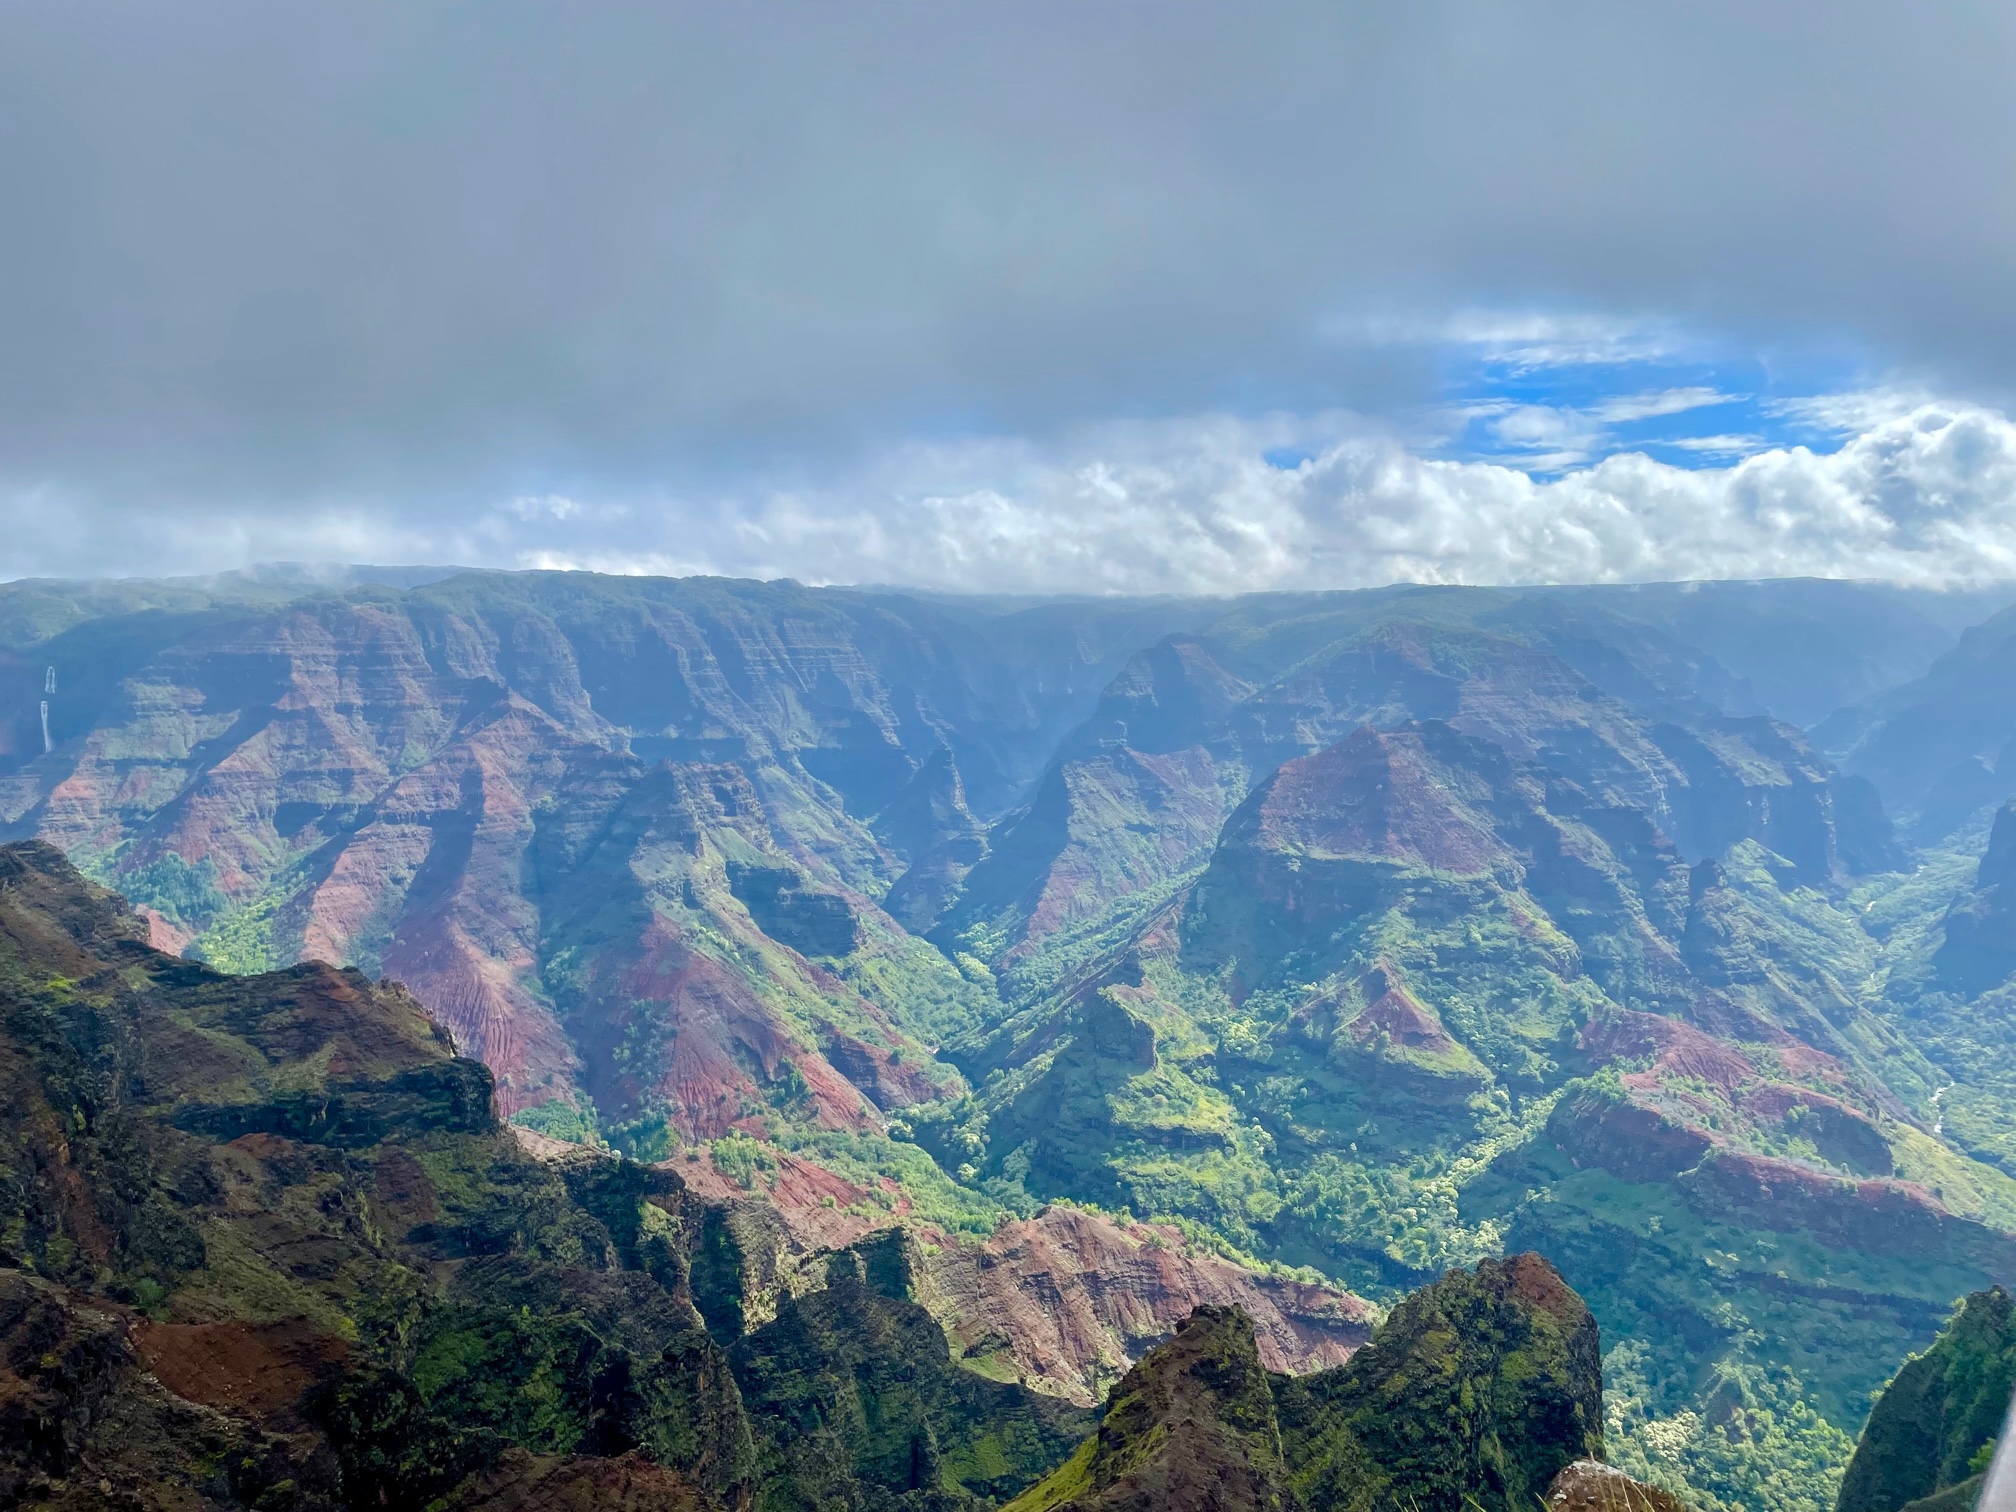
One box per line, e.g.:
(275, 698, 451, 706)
(631, 1141, 1372, 1407)
(914, 1206, 1370, 1405)
(1821, 603, 2016, 834)
(0, 838, 1702, 1512)
(0, 840, 1096, 1511)
(1005, 1304, 1294, 1512)
(12, 572, 2016, 1512)
(1934, 799, 2016, 996)
(1274, 1253, 1605, 1512)
(1836, 1287, 2016, 1512)
(1008, 1254, 1605, 1512)
(944, 701, 1995, 1511)
(0, 576, 1133, 1134)
(943, 610, 1895, 992)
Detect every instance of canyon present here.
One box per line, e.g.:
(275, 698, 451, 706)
(9, 568, 2016, 1509)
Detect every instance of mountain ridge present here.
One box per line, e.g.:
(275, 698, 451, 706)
(11, 569, 2016, 1510)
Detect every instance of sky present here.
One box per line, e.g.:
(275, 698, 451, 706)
(6, 1, 2016, 593)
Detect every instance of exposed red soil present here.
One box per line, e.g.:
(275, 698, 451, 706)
(1501, 1250, 1585, 1321)
(1348, 961, 1458, 1053)
(134, 905, 194, 956)
(1252, 726, 1505, 874)
(668, 1146, 911, 1252)
(1678, 1151, 2016, 1271)
(918, 1205, 1374, 1403)
(135, 1317, 348, 1423)
(1581, 1011, 1759, 1092)
(611, 918, 875, 1141)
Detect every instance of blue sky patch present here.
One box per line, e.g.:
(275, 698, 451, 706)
(1427, 318, 1875, 474)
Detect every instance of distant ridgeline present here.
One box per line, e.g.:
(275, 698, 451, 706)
(9, 568, 2016, 1508)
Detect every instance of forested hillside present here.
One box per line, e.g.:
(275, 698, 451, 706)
(9, 568, 2016, 1508)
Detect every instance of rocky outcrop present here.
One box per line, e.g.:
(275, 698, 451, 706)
(0, 1267, 353, 1511)
(1546, 1460, 1694, 1512)
(0, 576, 1150, 1141)
(0, 841, 1093, 1511)
(878, 748, 989, 932)
(1549, 1083, 1716, 1184)
(915, 1207, 1371, 1405)
(6, 570, 2002, 1511)
(942, 636, 1252, 964)
(1223, 722, 1511, 878)
(630, 1143, 1376, 1407)
(1653, 715, 1900, 882)
(1004, 1304, 1295, 1512)
(1275, 1253, 1605, 1512)
(445, 1450, 708, 1512)
(1935, 798, 2016, 995)
(731, 1241, 1095, 1507)
(528, 757, 967, 1140)
(1837, 1287, 2016, 1512)
(1009, 1254, 1607, 1512)
(1822, 601, 2016, 829)
(1545, 1065, 2016, 1306)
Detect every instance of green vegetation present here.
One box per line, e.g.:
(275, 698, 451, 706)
(1604, 1347, 1856, 1512)
(112, 851, 231, 931)
(21, 571, 2016, 1508)
(1009, 1255, 1604, 1512)
(1274, 1254, 1604, 1512)
(510, 1097, 605, 1145)
(0, 842, 1091, 1510)
(1836, 1287, 2016, 1512)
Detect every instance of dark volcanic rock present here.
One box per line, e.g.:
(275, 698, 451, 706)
(9, 570, 2007, 1509)
(727, 862, 860, 958)
(731, 1235, 1094, 1509)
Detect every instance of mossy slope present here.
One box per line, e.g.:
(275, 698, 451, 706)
(1836, 1287, 2016, 1512)
(1008, 1253, 1604, 1512)
(0, 840, 1086, 1511)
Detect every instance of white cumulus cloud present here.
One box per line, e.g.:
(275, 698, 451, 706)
(12, 393, 2016, 597)
(522, 394, 2016, 594)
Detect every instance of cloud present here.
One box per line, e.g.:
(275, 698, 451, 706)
(1449, 387, 1745, 470)
(1766, 389, 1939, 436)
(1658, 434, 1766, 456)
(18, 395, 2015, 596)
(502, 495, 581, 522)
(1349, 311, 1685, 369)
(1590, 388, 1739, 424)
(1483, 404, 1605, 466)
(4, 0, 2016, 546)
(699, 398, 2016, 593)
(1452, 315, 1691, 371)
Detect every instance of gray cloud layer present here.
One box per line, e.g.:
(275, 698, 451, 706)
(4, 2, 2016, 581)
